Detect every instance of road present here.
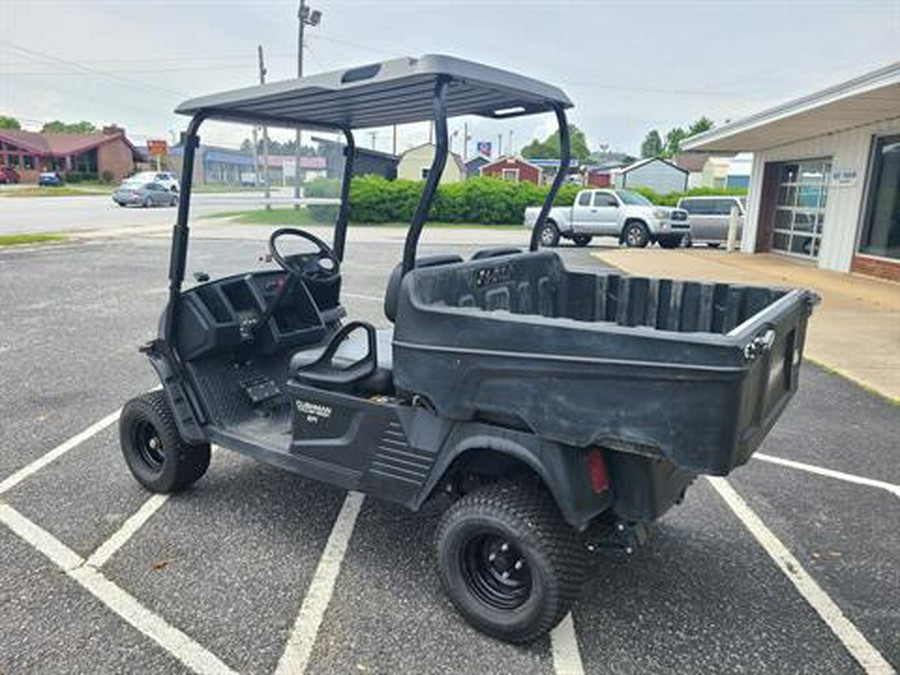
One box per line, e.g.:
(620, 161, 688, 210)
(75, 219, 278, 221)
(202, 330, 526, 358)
(0, 229, 897, 675)
(0, 188, 300, 236)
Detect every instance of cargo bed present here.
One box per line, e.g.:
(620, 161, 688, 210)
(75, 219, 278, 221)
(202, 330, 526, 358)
(393, 251, 817, 475)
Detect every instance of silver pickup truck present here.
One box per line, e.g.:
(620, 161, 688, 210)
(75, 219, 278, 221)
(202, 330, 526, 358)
(524, 188, 691, 248)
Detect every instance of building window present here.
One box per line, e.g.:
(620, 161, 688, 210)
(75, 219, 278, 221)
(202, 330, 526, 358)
(858, 135, 900, 261)
(23, 155, 35, 170)
(772, 159, 831, 259)
(421, 168, 430, 179)
(501, 168, 518, 181)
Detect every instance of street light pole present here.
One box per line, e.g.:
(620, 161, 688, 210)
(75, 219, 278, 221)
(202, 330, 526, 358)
(294, 0, 321, 209)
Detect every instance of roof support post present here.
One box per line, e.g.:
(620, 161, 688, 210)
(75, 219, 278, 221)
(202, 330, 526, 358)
(530, 106, 570, 251)
(401, 76, 450, 276)
(165, 112, 206, 346)
(332, 127, 355, 261)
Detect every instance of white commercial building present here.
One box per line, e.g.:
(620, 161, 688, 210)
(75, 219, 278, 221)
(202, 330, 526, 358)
(684, 61, 900, 281)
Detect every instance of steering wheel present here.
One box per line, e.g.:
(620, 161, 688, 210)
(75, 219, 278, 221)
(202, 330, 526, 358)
(269, 227, 340, 283)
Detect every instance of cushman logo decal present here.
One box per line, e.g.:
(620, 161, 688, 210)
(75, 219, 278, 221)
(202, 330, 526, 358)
(295, 400, 332, 419)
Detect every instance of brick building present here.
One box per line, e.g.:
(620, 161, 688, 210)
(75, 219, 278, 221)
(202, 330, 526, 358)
(0, 126, 139, 183)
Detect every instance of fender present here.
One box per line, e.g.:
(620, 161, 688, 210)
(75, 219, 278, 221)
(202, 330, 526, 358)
(412, 422, 612, 530)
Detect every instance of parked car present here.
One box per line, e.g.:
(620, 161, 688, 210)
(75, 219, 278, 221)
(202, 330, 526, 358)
(676, 195, 745, 246)
(0, 166, 20, 184)
(130, 171, 179, 192)
(113, 180, 179, 207)
(524, 188, 691, 248)
(38, 172, 64, 187)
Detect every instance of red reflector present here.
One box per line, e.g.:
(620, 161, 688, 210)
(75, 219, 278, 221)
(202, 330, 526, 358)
(585, 449, 610, 494)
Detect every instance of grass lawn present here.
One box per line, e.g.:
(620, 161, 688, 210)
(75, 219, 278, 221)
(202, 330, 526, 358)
(0, 233, 67, 247)
(206, 208, 521, 229)
(2, 186, 109, 197)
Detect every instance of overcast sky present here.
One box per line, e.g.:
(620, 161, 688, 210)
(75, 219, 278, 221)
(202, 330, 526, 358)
(1, 0, 898, 157)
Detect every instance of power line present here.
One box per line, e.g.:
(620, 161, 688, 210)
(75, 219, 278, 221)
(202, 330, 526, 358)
(0, 40, 188, 98)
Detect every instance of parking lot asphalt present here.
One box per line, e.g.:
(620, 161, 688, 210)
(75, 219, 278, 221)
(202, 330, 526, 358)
(1, 230, 897, 675)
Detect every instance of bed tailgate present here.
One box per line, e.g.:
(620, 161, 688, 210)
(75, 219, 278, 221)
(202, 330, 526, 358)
(730, 288, 819, 466)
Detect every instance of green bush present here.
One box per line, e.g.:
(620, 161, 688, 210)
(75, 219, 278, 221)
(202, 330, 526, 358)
(304, 177, 341, 222)
(100, 170, 114, 184)
(631, 185, 748, 207)
(66, 172, 82, 183)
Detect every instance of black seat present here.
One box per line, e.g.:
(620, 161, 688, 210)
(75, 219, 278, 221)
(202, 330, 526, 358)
(290, 322, 394, 395)
(383, 254, 463, 322)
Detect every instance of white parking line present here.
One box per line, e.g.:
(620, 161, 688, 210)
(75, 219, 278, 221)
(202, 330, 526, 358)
(0, 408, 121, 496)
(275, 491, 365, 675)
(341, 292, 383, 302)
(551, 613, 586, 675)
(707, 477, 896, 675)
(754, 453, 900, 498)
(87, 493, 170, 568)
(0, 504, 237, 675)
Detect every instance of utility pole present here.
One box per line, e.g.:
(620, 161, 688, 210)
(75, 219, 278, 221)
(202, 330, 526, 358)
(295, 0, 322, 209)
(258, 45, 271, 209)
(252, 125, 260, 186)
(369, 131, 377, 150)
(497, 133, 503, 158)
(508, 130, 514, 157)
(463, 122, 468, 163)
(392, 125, 397, 156)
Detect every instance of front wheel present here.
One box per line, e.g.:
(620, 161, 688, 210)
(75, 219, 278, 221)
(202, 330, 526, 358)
(623, 221, 650, 248)
(537, 221, 560, 248)
(120, 390, 210, 493)
(572, 234, 592, 247)
(434, 482, 587, 643)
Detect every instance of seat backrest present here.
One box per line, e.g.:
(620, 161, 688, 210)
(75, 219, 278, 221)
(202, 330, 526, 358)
(383, 254, 463, 322)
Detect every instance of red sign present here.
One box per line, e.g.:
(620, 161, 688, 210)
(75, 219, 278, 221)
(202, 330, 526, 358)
(147, 140, 168, 157)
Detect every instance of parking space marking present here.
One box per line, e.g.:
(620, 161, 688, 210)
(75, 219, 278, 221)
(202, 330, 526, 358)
(341, 292, 383, 302)
(707, 477, 896, 675)
(754, 453, 900, 498)
(86, 493, 170, 568)
(275, 491, 365, 675)
(0, 503, 237, 675)
(0, 408, 121, 496)
(551, 613, 586, 675)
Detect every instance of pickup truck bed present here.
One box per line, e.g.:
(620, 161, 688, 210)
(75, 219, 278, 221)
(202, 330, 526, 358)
(393, 251, 817, 475)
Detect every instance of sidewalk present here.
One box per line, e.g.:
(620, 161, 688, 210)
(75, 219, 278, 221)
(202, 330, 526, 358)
(594, 248, 900, 402)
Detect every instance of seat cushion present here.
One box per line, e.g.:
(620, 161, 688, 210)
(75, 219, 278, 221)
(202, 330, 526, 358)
(290, 326, 394, 394)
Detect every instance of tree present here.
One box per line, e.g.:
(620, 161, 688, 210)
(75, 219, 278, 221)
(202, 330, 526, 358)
(41, 120, 98, 134)
(688, 116, 714, 136)
(664, 127, 687, 157)
(640, 130, 663, 158)
(0, 116, 21, 130)
(520, 124, 591, 163)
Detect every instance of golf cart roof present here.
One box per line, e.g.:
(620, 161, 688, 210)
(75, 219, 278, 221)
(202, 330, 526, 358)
(175, 54, 572, 129)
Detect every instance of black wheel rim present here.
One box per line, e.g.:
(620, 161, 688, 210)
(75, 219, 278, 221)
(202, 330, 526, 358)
(460, 532, 532, 611)
(132, 420, 164, 471)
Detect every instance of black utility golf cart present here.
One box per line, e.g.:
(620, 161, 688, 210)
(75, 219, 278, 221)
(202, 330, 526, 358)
(120, 55, 817, 643)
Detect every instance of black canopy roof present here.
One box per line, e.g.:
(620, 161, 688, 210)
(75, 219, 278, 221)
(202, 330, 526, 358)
(175, 54, 572, 129)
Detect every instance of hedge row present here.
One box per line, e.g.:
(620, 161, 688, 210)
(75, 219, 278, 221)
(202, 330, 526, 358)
(630, 185, 748, 207)
(305, 175, 581, 225)
(304, 175, 749, 224)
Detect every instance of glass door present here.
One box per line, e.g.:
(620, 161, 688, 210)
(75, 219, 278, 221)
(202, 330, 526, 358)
(858, 135, 900, 261)
(772, 159, 831, 259)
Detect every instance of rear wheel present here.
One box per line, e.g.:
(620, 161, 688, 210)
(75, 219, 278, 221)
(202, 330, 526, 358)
(572, 234, 592, 247)
(537, 221, 560, 247)
(434, 482, 587, 643)
(142, 196, 152, 208)
(170, 194, 179, 207)
(120, 390, 210, 493)
(623, 221, 650, 248)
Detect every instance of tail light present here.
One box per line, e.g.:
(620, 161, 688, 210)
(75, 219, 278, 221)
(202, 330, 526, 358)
(585, 449, 610, 494)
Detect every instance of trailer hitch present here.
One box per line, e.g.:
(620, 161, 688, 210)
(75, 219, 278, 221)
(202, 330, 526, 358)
(584, 519, 649, 555)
